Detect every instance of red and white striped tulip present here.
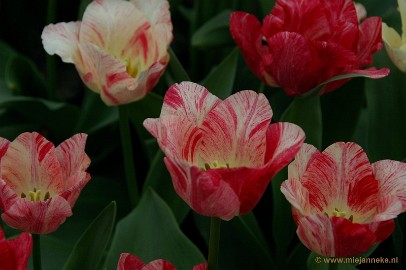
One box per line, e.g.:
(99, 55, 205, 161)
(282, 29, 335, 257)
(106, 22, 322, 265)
(144, 82, 305, 220)
(281, 142, 406, 257)
(0, 227, 32, 270)
(117, 253, 206, 270)
(0, 132, 91, 234)
(42, 0, 173, 105)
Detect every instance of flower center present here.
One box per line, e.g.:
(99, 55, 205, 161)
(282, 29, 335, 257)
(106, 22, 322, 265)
(21, 188, 51, 202)
(324, 208, 354, 222)
(124, 57, 139, 78)
(202, 160, 230, 170)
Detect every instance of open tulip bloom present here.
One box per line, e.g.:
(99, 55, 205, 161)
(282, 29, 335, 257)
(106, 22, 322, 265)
(0, 132, 90, 234)
(42, 0, 173, 105)
(230, 0, 389, 96)
(382, 0, 406, 72)
(144, 82, 305, 220)
(281, 142, 406, 257)
(0, 227, 32, 270)
(117, 253, 206, 270)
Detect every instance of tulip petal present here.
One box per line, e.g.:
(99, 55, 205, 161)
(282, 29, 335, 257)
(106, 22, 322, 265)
(357, 17, 383, 67)
(41, 22, 81, 64)
(281, 179, 311, 217)
(0, 179, 18, 211)
(144, 260, 176, 270)
(288, 143, 319, 181)
(200, 91, 272, 167)
(0, 137, 10, 168)
(164, 158, 240, 220)
(265, 122, 305, 178)
(0, 132, 64, 196)
(373, 160, 406, 212)
(382, 23, 406, 72)
(1, 196, 72, 234)
(7, 232, 32, 270)
(117, 253, 144, 270)
(55, 133, 90, 188)
(160, 82, 220, 126)
(302, 142, 377, 215)
(60, 172, 91, 207)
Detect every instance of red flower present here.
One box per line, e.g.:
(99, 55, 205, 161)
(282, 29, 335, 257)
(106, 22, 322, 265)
(281, 142, 406, 257)
(0, 227, 32, 270)
(0, 132, 91, 234)
(117, 253, 206, 270)
(144, 82, 305, 220)
(230, 0, 389, 96)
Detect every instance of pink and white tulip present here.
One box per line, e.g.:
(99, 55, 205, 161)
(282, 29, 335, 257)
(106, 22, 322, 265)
(42, 0, 173, 105)
(0, 227, 32, 270)
(0, 132, 91, 234)
(281, 142, 406, 257)
(144, 82, 305, 220)
(117, 253, 206, 270)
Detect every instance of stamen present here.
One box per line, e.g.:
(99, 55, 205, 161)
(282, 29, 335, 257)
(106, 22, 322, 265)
(29, 189, 42, 202)
(349, 215, 353, 222)
(21, 192, 26, 198)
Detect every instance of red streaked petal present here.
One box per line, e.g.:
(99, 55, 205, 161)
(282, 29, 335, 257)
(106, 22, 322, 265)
(266, 32, 323, 95)
(60, 172, 91, 207)
(160, 82, 220, 126)
(164, 157, 240, 220)
(356, 17, 383, 67)
(55, 133, 90, 188)
(79, 44, 139, 105)
(0, 137, 10, 168)
(331, 216, 376, 257)
(1, 196, 72, 234)
(144, 259, 176, 270)
(264, 122, 305, 179)
(41, 22, 81, 64)
(193, 263, 207, 270)
(296, 214, 335, 256)
(0, 179, 18, 211)
(0, 132, 64, 196)
(288, 143, 319, 182)
(281, 178, 311, 217)
(117, 253, 145, 270)
(8, 231, 32, 270)
(302, 142, 375, 213)
(230, 12, 267, 80)
(373, 195, 402, 222)
(200, 91, 272, 167)
(144, 115, 202, 163)
(367, 220, 395, 243)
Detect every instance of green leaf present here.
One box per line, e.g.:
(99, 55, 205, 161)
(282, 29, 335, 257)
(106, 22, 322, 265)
(201, 48, 239, 99)
(142, 150, 189, 223)
(191, 10, 234, 49)
(168, 47, 191, 83)
(63, 201, 117, 270)
(281, 95, 322, 149)
(105, 189, 205, 270)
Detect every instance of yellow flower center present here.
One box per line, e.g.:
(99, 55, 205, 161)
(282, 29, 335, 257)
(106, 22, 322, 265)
(325, 208, 354, 222)
(202, 160, 230, 170)
(124, 57, 139, 78)
(21, 188, 51, 202)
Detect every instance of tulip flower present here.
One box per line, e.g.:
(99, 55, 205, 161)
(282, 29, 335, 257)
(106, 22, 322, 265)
(230, 0, 389, 96)
(144, 82, 305, 220)
(42, 0, 173, 105)
(382, 0, 406, 72)
(117, 253, 206, 270)
(0, 227, 32, 270)
(0, 132, 90, 234)
(281, 142, 406, 257)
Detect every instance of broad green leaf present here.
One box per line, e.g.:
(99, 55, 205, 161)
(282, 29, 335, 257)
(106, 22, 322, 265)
(105, 189, 205, 270)
(192, 10, 233, 49)
(365, 50, 406, 162)
(142, 150, 189, 223)
(168, 47, 191, 83)
(281, 95, 322, 149)
(287, 243, 310, 270)
(259, 0, 275, 16)
(194, 213, 277, 269)
(0, 41, 18, 97)
(201, 48, 239, 99)
(63, 201, 117, 270)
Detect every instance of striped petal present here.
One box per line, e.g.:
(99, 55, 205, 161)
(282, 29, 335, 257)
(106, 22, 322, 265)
(0, 132, 64, 196)
(0, 137, 10, 169)
(7, 231, 32, 270)
(265, 122, 305, 179)
(55, 133, 90, 188)
(193, 263, 207, 270)
(60, 172, 91, 207)
(1, 195, 72, 234)
(281, 178, 311, 217)
(200, 91, 272, 167)
(373, 160, 406, 215)
(301, 142, 377, 217)
(164, 158, 240, 220)
(160, 82, 220, 126)
(41, 21, 81, 64)
(117, 253, 145, 270)
(288, 143, 319, 182)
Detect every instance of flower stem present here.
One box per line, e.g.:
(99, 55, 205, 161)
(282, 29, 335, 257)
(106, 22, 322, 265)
(46, 0, 57, 100)
(208, 217, 221, 270)
(118, 105, 139, 207)
(32, 234, 42, 270)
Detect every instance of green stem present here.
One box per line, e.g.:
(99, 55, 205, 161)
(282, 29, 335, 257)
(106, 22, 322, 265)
(46, 0, 57, 100)
(118, 105, 139, 207)
(32, 234, 42, 270)
(208, 217, 221, 270)
(329, 262, 339, 270)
